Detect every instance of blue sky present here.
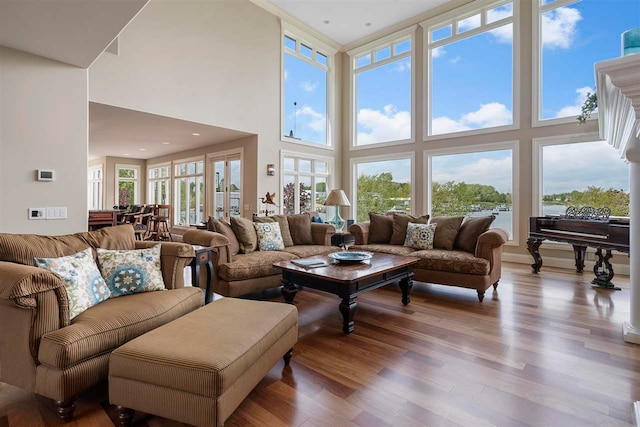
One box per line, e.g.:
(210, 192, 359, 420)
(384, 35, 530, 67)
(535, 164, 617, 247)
(285, 0, 638, 194)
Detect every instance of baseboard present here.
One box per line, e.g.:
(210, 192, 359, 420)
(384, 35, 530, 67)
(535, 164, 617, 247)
(503, 253, 630, 276)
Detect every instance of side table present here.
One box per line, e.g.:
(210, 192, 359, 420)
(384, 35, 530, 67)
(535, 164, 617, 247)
(190, 245, 214, 304)
(331, 232, 355, 249)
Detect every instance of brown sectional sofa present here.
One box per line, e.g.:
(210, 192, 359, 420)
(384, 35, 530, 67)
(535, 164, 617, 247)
(349, 219, 508, 301)
(183, 214, 338, 297)
(0, 225, 202, 421)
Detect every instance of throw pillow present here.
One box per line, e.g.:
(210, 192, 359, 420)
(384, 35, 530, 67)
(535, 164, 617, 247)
(404, 223, 437, 250)
(429, 216, 465, 250)
(35, 247, 111, 320)
(230, 217, 258, 254)
(390, 213, 430, 245)
(311, 216, 324, 223)
(96, 244, 165, 297)
(253, 222, 285, 251)
(368, 212, 393, 244)
(287, 213, 314, 245)
(454, 215, 496, 253)
(254, 215, 294, 247)
(212, 218, 240, 256)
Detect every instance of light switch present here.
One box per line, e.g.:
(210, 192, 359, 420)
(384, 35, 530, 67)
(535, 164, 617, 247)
(46, 207, 67, 220)
(28, 208, 47, 220)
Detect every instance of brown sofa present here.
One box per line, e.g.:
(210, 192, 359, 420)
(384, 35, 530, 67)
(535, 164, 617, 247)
(349, 220, 508, 301)
(182, 215, 337, 297)
(0, 225, 202, 421)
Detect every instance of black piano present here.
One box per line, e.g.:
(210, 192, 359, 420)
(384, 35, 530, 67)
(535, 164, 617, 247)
(527, 216, 630, 289)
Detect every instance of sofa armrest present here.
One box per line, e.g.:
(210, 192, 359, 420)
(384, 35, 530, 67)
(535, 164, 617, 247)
(311, 223, 335, 246)
(349, 222, 370, 245)
(134, 241, 195, 289)
(475, 228, 508, 269)
(182, 230, 232, 265)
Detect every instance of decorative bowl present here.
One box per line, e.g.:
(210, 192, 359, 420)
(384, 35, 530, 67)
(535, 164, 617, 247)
(328, 251, 373, 264)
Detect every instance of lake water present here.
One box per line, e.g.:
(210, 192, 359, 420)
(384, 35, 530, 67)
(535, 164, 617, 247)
(467, 209, 513, 238)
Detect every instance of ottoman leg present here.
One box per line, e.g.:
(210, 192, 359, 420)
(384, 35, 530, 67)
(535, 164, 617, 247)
(116, 406, 135, 427)
(283, 348, 294, 366)
(55, 398, 76, 423)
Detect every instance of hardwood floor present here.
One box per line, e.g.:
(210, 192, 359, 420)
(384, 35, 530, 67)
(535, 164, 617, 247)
(1, 262, 638, 426)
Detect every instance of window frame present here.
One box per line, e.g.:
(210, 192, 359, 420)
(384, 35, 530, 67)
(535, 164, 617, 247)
(279, 150, 333, 217)
(147, 163, 171, 206)
(424, 140, 520, 246)
(206, 148, 244, 219)
(281, 22, 337, 150)
(88, 165, 103, 210)
(172, 156, 205, 228)
(420, 0, 520, 140)
(349, 152, 416, 222)
(347, 25, 417, 150)
(114, 164, 140, 206)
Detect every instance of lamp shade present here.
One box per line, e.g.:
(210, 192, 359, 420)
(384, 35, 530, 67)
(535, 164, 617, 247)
(324, 189, 351, 207)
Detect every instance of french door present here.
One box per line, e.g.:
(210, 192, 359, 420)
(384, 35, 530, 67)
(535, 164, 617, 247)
(209, 153, 242, 219)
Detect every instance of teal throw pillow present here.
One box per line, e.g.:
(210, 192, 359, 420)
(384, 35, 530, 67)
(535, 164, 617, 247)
(254, 221, 285, 251)
(97, 244, 165, 297)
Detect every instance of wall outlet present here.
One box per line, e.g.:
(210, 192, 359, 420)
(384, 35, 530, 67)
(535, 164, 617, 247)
(28, 208, 47, 220)
(46, 207, 67, 220)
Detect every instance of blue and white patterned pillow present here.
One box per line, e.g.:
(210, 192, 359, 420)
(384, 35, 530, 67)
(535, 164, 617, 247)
(96, 244, 165, 297)
(254, 221, 285, 251)
(404, 222, 437, 250)
(35, 247, 111, 320)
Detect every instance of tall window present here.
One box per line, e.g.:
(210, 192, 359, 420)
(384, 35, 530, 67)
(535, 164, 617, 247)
(350, 28, 414, 146)
(535, 0, 639, 123)
(535, 136, 629, 216)
(353, 156, 413, 222)
(282, 24, 334, 146)
(148, 164, 171, 205)
(88, 166, 102, 210)
(423, 1, 516, 136)
(281, 153, 330, 219)
(428, 145, 516, 239)
(174, 159, 204, 227)
(116, 164, 139, 207)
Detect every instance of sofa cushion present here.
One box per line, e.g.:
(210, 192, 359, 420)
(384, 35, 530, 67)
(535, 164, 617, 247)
(350, 244, 417, 256)
(430, 216, 464, 250)
(254, 222, 285, 251)
(230, 217, 258, 254)
(212, 219, 240, 256)
(287, 214, 313, 245)
(0, 225, 136, 266)
(454, 215, 496, 253)
(37, 287, 203, 370)
(410, 249, 490, 275)
(97, 245, 165, 297)
(404, 223, 437, 250)
(219, 251, 297, 282)
(254, 215, 294, 247)
(390, 213, 430, 245)
(368, 213, 393, 244)
(280, 245, 338, 258)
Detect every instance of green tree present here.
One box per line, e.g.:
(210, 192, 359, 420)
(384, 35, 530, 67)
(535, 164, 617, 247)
(356, 173, 411, 221)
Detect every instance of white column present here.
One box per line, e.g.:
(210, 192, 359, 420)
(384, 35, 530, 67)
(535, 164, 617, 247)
(624, 147, 640, 343)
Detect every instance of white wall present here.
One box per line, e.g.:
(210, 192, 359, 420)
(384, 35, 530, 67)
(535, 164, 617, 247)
(89, 0, 339, 216)
(0, 47, 88, 234)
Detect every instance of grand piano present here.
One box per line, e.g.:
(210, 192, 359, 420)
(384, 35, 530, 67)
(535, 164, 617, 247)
(527, 216, 630, 289)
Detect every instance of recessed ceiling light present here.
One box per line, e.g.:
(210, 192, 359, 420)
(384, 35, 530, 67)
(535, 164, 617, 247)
(192, 132, 200, 136)
(323, 20, 330, 24)
(123, 153, 130, 156)
(162, 141, 171, 145)
(365, 22, 372, 27)
(139, 148, 148, 151)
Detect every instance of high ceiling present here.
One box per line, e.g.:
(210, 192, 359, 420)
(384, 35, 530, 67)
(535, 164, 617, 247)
(265, 0, 451, 46)
(89, 103, 252, 161)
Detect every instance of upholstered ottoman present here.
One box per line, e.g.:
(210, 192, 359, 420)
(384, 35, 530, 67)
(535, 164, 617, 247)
(108, 298, 298, 427)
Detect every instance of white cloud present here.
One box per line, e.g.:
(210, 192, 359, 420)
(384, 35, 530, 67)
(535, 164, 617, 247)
(489, 23, 513, 44)
(432, 46, 446, 58)
(357, 105, 410, 145)
(296, 105, 325, 132)
(458, 14, 481, 32)
(448, 56, 461, 64)
(554, 86, 594, 118)
(394, 58, 411, 72)
(487, 3, 513, 23)
(432, 102, 512, 135)
(541, 6, 582, 49)
(300, 80, 318, 92)
(284, 69, 288, 81)
(433, 156, 513, 192)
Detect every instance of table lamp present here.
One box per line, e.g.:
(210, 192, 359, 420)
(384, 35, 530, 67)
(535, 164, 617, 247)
(324, 189, 351, 232)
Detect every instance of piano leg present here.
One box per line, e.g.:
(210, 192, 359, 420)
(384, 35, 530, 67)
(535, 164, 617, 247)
(572, 245, 587, 273)
(592, 248, 621, 290)
(526, 238, 543, 273)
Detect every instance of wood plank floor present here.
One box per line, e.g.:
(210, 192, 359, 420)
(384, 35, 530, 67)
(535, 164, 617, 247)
(1, 262, 639, 426)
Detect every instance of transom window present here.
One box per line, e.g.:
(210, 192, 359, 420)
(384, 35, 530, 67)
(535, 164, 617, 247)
(148, 164, 171, 205)
(350, 28, 414, 147)
(281, 153, 331, 219)
(282, 25, 335, 146)
(422, 1, 517, 137)
(174, 159, 204, 227)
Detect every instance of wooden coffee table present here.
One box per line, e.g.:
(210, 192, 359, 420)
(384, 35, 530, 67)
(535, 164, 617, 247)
(273, 252, 418, 334)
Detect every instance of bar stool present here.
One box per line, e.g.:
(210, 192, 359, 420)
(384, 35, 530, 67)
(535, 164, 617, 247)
(149, 204, 172, 241)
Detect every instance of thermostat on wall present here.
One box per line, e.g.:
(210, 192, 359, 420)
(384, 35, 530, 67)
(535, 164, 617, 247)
(36, 169, 55, 181)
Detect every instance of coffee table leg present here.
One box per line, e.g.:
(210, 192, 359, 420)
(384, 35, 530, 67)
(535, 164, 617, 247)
(281, 278, 297, 304)
(339, 297, 357, 334)
(399, 276, 413, 305)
